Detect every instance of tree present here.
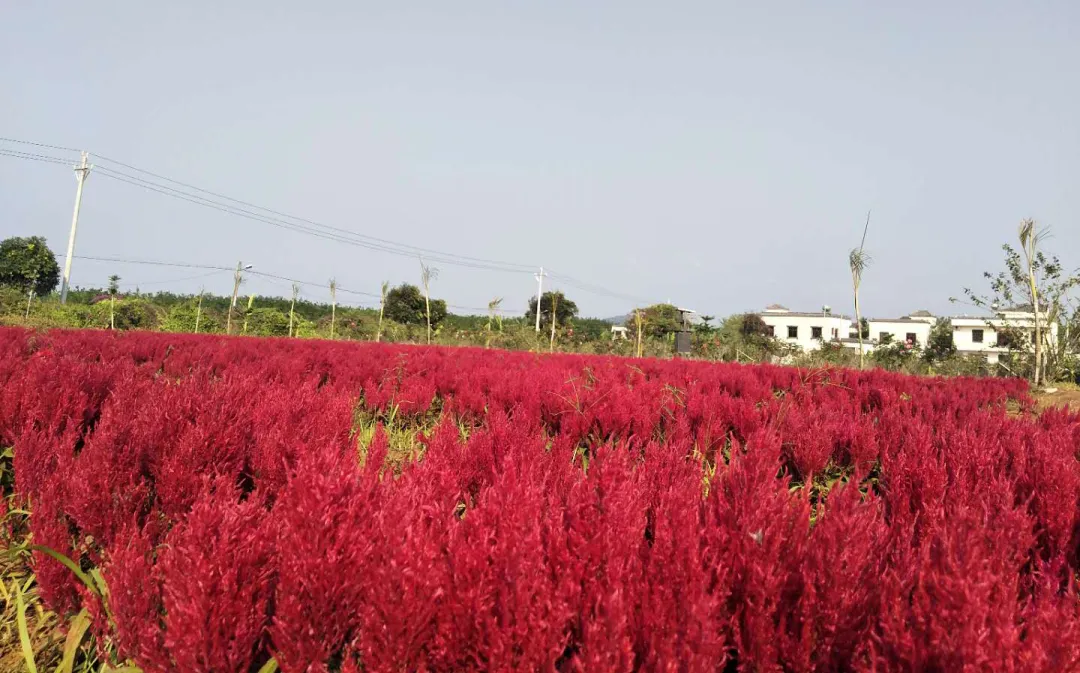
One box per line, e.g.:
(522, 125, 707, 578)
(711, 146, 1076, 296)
(624, 303, 681, 338)
(960, 220, 1079, 385)
(384, 283, 447, 328)
(329, 278, 338, 339)
(849, 212, 872, 369)
(924, 317, 957, 363)
(420, 259, 439, 344)
(0, 236, 60, 296)
(859, 318, 870, 339)
(107, 275, 121, 330)
(487, 297, 503, 333)
(1019, 219, 1046, 384)
(526, 291, 577, 330)
(740, 313, 771, 339)
(377, 281, 390, 342)
(695, 315, 715, 334)
(288, 283, 300, 337)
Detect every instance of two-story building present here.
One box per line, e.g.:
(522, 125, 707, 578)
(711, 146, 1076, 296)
(867, 310, 936, 348)
(951, 305, 1057, 365)
(757, 304, 854, 352)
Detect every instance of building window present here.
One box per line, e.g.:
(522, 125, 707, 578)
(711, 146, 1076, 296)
(906, 332, 917, 345)
(972, 329, 984, 343)
(879, 332, 891, 344)
(767, 325, 775, 337)
(811, 326, 823, 340)
(787, 325, 798, 339)
(831, 328, 839, 339)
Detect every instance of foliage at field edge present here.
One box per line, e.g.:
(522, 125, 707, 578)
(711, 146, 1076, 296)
(2, 327, 1080, 671)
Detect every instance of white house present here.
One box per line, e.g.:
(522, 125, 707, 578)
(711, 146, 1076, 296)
(950, 305, 1058, 365)
(757, 304, 854, 352)
(867, 310, 936, 349)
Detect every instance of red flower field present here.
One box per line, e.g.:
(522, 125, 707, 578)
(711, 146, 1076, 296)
(2, 327, 1080, 671)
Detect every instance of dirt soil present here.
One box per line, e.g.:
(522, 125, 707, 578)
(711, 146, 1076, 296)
(1034, 386, 1080, 412)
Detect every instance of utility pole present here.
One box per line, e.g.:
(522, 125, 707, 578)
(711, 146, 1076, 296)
(60, 152, 92, 304)
(227, 261, 252, 334)
(534, 266, 545, 332)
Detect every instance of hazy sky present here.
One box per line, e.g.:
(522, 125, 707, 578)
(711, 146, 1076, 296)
(2, 2, 1078, 318)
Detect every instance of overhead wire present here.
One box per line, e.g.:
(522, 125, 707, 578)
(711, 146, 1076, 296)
(89, 158, 537, 272)
(93, 166, 534, 274)
(2, 136, 660, 307)
(0, 149, 72, 166)
(0, 137, 81, 153)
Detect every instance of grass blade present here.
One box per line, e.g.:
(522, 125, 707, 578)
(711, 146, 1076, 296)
(28, 545, 99, 597)
(57, 608, 92, 673)
(15, 578, 38, 673)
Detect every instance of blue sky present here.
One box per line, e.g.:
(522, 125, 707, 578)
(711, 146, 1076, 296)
(2, 1, 1077, 318)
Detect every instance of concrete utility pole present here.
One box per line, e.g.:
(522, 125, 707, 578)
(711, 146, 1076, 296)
(534, 266, 545, 332)
(60, 152, 92, 304)
(227, 261, 253, 334)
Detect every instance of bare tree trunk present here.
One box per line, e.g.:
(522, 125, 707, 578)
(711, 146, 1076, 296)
(329, 280, 337, 340)
(288, 283, 299, 338)
(549, 293, 558, 352)
(1020, 220, 1044, 386)
(25, 289, 34, 320)
(242, 295, 254, 335)
(424, 288, 432, 344)
(195, 291, 203, 333)
(635, 309, 645, 358)
(377, 282, 388, 343)
(852, 274, 864, 369)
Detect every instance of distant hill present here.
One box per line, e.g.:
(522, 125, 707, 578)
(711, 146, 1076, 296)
(601, 314, 631, 325)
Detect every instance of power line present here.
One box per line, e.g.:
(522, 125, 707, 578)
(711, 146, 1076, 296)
(71, 253, 521, 313)
(89, 155, 538, 272)
(74, 254, 232, 271)
(119, 270, 230, 287)
(93, 166, 534, 274)
(0, 149, 71, 166)
(3, 136, 660, 306)
(0, 137, 81, 154)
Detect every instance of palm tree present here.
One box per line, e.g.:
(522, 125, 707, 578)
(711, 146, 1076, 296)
(107, 275, 121, 330)
(194, 288, 204, 334)
(376, 280, 389, 342)
(329, 278, 338, 339)
(487, 297, 503, 332)
(1018, 218, 1045, 386)
(549, 292, 559, 352)
(242, 294, 255, 335)
(288, 283, 299, 337)
(420, 258, 439, 345)
(849, 212, 871, 369)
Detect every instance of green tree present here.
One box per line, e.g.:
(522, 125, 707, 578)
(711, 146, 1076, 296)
(625, 303, 681, 338)
(244, 307, 292, 336)
(959, 221, 1079, 384)
(384, 283, 447, 327)
(526, 291, 578, 330)
(0, 236, 60, 296)
(163, 301, 221, 333)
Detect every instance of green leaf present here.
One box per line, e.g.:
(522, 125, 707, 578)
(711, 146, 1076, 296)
(255, 659, 279, 673)
(57, 608, 92, 673)
(16, 579, 38, 673)
(29, 545, 99, 597)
